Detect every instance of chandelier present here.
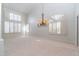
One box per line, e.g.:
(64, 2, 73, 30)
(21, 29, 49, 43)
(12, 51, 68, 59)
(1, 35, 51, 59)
(38, 4, 48, 26)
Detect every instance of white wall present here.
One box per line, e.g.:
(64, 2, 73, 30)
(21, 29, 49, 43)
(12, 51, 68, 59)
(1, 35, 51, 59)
(0, 3, 4, 56)
(0, 3, 1, 39)
(28, 3, 76, 44)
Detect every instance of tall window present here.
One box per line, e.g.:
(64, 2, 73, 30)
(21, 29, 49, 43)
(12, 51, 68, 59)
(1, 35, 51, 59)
(49, 14, 64, 34)
(14, 15, 17, 21)
(53, 22, 57, 33)
(14, 23, 18, 32)
(49, 23, 53, 32)
(10, 13, 14, 20)
(4, 12, 22, 33)
(18, 23, 21, 32)
(4, 21, 9, 33)
(10, 13, 21, 33)
(49, 21, 61, 34)
(18, 16, 21, 21)
(10, 22, 14, 32)
(57, 22, 61, 34)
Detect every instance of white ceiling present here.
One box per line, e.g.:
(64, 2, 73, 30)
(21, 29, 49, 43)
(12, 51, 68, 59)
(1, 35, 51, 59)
(3, 3, 40, 14)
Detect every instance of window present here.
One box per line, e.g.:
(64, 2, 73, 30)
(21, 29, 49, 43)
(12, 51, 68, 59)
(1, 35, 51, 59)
(18, 16, 21, 21)
(49, 21, 61, 34)
(53, 22, 57, 33)
(9, 13, 21, 21)
(4, 21, 9, 33)
(49, 23, 53, 32)
(14, 15, 18, 21)
(57, 22, 61, 34)
(10, 13, 14, 20)
(4, 13, 22, 33)
(8, 13, 22, 33)
(22, 24, 30, 35)
(14, 23, 18, 32)
(26, 24, 30, 33)
(10, 22, 14, 32)
(18, 23, 21, 32)
(50, 14, 64, 34)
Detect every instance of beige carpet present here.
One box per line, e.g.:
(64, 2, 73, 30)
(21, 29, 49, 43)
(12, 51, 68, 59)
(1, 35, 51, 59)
(4, 36, 79, 56)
